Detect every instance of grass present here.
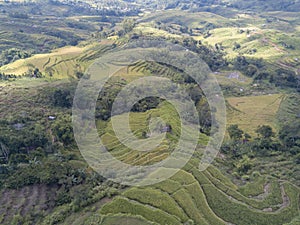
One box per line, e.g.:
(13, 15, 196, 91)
(198, 27, 289, 60)
(152, 179, 182, 195)
(141, 10, 233, 28)
(100, 197, 182, 225)
(170, 170, 197, 186)
(201, 182, 295, 225)
(100, 101, 183, 166)
(0, 4, 299, 225)
(238, 175, 267, 197)
(134, 23, 182, 39)
(98, 157, 299, 225)
(226, 94, 284, 136)
(277, 94, 300, 125)
(204, 170, 283, 210)
(1, 76, 298, 225)
(185, 182, 226, 225)
(0, 43, 115, 79)
(92, 83, 299, 224)
(206, 166, 238, 190)
(100, 214, 155, 225)
(214, 70, 253, 87)
(190, 165, 300, 225)
(123, 187, 188, 222)
(1, 46, 84, 76)
(172, 188, 209, 225)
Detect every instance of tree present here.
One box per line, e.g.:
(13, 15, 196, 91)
(233, 42, 241, 50)
(245, 64, 258, 77)
(235, 155, 253, 174)
(244, 133, 251, 141)
(256, 125, 274, 139)
(122, 18, 135, 34)
(53, 89, 72, 108)
(296, 153, 300, 164)
(228, 124, 244, 141)
(52, 115, 75, 146)
(279, 122, 300, 148)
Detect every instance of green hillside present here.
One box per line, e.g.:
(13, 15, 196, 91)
(0, 1, 299, 225)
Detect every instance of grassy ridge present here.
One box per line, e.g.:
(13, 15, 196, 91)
(124, 187, 188, 222)
(100, 197, 182, 225)
(0, 43, 115, 78)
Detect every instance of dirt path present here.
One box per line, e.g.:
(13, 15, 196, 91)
(261, 38, 286, 53)
(277, 184, 290, 211)
(254, 30, 299, 74)
(252, 183, 271, 200)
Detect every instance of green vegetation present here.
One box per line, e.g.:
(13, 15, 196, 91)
(99, 160, 299, 225)
(101, 197, 182, 225)
(0, 0, 299, 224)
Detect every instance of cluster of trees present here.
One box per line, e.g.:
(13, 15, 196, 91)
(113, 18, 136, 37)
(225, 124, 281, 156)
(180, 37, 228, 71)
(52, 89, 73, 108)
(232, 55, 300, 91)
(0, 72, 19, 80)
(279, 121, 300, 163)
(0, 48, 31, 66)
(0, 85, 76, 168)
(124, 0, 226, 11)
(3, 156, 120, 210)
(232, 55, 265, 78)
(0, 69, 44, 80)
(24, 68, 43, 78)
(93, 61, 213, 134)
(273, 68, 300, 90)
(222, 123, 300, 176)
(51, 114, 75, 146)
(0, 121, 50, 165)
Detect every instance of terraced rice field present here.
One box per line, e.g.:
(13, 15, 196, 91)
(226, 94, 284, 135)
(92, 100, 299, 225)
(0, 43, 115, 78)
(99, 160, 299, 225)
(100, 102, 191, 166)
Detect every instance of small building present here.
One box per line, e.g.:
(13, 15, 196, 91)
(228, 72, 240, 80)
(161, 125, 172, 133)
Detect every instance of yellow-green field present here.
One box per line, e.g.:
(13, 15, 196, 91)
(226, 94, 284, 136)
(134, 23, 182, 39)
(197, 27, 287, 60)
(99, 160, 300, 225)
(0, 42, 115, 78)
(0, 46, 87, 78)
(141, 10, 231, 28)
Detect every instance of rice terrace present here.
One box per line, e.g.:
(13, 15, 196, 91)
(0, 0, 299, 225)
